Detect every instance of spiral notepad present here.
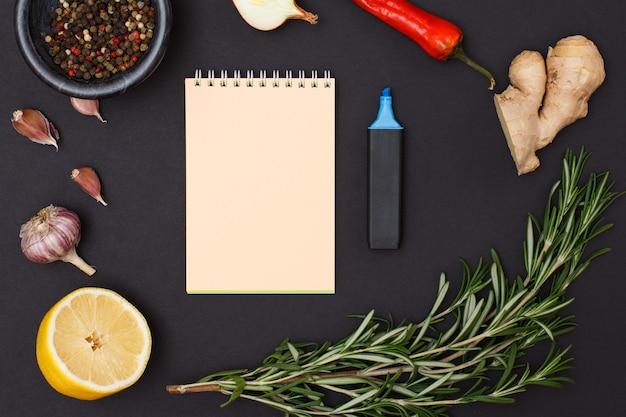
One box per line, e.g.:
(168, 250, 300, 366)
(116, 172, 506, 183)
(185, 69, 335, 293)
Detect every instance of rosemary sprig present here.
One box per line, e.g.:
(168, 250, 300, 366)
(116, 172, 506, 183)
(167, 148, 622, 417)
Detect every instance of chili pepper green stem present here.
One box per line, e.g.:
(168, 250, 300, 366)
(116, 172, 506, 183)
(449, 43, 495, 90)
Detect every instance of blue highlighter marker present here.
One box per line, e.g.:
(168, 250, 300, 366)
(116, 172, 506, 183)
(368, 87, 403, 250)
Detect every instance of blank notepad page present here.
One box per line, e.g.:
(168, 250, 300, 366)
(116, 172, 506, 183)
(185, 71, 335, 293)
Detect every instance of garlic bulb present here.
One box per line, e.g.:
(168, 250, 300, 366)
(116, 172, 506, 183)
(71, 167, 108, 206)
(20, 205, 96, 276)
(232, 0, 318, 31)
(11, 109, 60, 150)
(70, 97, 106, 123)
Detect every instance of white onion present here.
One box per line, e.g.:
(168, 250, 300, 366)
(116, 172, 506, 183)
(232, 0, 318, 31)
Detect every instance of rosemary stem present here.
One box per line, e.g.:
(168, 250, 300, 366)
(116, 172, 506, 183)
(167, 335, 523, 396)
(166, 382, 222, 394)
(439, 340, 479, 363)
(423, 338, 517, 375)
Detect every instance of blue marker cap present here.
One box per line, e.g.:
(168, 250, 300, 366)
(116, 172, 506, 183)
(369, 87, 403, 130)
(368, 87, 403, 249)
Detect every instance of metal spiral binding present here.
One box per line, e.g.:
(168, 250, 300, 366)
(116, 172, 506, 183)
(272, 70, 280, 87)
(259, 70, 266, 87)
(285, 70, 292, 87)
(298, 70, 306, 88)
(194, 69, 332, 88)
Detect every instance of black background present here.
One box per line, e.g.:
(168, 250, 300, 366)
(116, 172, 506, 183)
(1, 1, 625, 416)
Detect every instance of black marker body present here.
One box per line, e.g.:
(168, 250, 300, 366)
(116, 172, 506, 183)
(368, 129, 402, 249)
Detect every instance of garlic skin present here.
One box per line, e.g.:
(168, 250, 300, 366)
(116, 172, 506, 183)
(71, 167, 108, 206)
(11, 109, 60, 150)
(20, 205, 96, 276)
(232, 0, 318, 31)
(70, 97, 106, 123)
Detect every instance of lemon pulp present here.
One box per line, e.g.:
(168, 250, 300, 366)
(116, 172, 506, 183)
(36, 287, 151, 400)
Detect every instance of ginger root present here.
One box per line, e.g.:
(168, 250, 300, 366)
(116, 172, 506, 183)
(494, 35, 605, 175)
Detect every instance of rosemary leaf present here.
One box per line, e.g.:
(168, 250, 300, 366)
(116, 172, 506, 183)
(167, 148, 622, 417)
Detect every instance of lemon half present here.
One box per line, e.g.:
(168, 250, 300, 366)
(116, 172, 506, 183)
(36, 287, 152, 400)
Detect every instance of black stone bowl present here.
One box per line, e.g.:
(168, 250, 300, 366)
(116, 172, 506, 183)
(15, 0, 172, 99)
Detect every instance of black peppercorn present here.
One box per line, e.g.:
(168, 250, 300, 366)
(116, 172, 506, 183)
(46, 0, 156, 80)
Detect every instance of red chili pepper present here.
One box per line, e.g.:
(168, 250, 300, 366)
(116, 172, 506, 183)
(352, 0, 495, 89)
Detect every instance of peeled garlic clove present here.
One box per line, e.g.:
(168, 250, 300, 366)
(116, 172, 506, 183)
(70, 97, 106, 122)
(71, 167, 108, 206)
(11, 109, 59, 150)
(232, 0, 318, 31)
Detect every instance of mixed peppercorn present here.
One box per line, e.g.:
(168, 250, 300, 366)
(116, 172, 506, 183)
(45, 0, 156, 80)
